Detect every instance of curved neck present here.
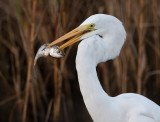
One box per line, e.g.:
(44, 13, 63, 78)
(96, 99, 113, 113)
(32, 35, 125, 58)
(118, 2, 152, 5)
(75, 38, 110, 99)
(75, 41, 111, 120)
(76, 58, 107, 99)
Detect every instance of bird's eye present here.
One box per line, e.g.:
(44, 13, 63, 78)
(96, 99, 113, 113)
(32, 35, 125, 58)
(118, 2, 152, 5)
(57, 50, 61, 54)
(90, 24, 95, 28)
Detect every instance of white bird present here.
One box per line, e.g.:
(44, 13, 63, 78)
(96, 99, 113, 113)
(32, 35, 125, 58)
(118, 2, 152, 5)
(46, 14, 160, 122)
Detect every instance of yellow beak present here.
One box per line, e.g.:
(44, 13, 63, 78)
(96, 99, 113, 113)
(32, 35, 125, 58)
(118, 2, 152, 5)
(45, 23, 95, 49)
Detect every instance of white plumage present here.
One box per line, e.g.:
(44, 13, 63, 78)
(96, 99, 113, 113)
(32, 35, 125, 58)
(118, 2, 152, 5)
(46, 14, 160, 122)
(76, 14, 160, 122)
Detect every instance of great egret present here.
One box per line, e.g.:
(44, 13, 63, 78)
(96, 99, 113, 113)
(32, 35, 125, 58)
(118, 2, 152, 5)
(46, 14, 160, 122)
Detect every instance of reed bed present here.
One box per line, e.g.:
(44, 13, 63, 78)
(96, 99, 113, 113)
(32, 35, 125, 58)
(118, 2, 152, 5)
(0, 0, 160, 122)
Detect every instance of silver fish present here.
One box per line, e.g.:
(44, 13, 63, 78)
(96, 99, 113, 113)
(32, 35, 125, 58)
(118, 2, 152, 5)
(33, 44, 65, 79)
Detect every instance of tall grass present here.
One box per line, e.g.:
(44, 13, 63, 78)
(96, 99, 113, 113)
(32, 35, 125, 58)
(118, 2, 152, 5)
(0, 0, 160, 122)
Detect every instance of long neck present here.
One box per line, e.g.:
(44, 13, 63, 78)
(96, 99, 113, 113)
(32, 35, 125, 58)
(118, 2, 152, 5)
(75, 42, 112, 121)
(76, 59, 107, 99)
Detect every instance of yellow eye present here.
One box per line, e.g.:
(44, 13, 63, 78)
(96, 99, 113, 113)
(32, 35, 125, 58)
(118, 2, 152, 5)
(57, 50, 61, 54)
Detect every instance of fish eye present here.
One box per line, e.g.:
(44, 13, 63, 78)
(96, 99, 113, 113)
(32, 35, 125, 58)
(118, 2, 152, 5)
(57, 50, 61, 54)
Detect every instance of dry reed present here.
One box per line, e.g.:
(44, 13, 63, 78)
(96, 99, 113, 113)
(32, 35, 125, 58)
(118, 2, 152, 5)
(0, 0, 160, 122)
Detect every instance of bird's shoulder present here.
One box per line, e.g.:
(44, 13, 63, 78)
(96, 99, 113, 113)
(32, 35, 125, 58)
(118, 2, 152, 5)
(115, 93, 159, 108)
(113, 93, 160, 121)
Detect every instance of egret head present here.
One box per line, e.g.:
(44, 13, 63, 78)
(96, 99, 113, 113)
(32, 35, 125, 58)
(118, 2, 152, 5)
(80, 14, 126, 43)
(45, 14, 126, 61)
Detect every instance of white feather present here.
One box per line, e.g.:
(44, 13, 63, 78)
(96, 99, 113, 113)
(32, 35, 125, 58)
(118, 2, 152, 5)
(76, 14, 160, 122)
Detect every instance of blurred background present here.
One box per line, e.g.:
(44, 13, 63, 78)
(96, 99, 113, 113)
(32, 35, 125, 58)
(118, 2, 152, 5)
(0, 0, 160, 122)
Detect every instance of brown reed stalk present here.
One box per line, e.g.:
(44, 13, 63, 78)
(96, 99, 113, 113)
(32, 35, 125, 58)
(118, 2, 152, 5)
(23, 58, 32, 122)
(137, 0, 144, 94)
(30, 83, 37, 122)
(0, 0, 160, 122)
(45, 99, 53, 122)
(152, 0, 160, 90)
(53, 59, 59, 121)
(0, 36, 22, 119)
(23, 0, 37, 121)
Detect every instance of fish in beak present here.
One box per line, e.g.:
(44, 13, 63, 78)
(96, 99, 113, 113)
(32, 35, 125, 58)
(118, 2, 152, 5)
(45, 23, 95, 50)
